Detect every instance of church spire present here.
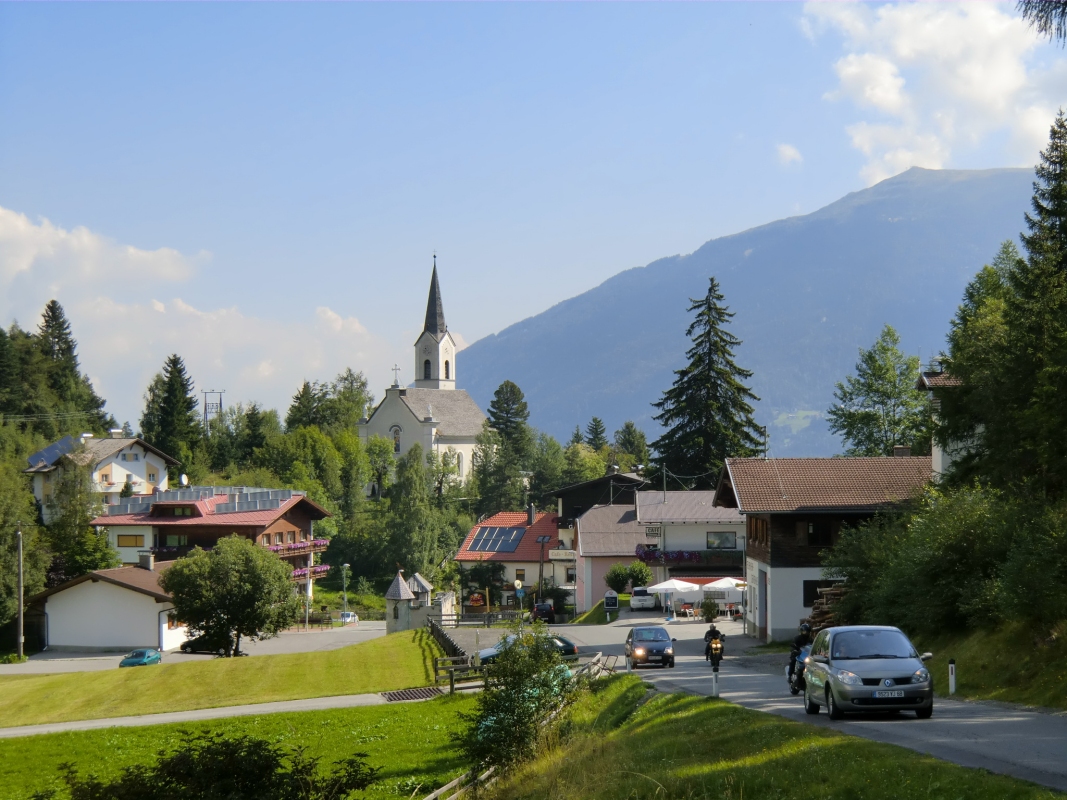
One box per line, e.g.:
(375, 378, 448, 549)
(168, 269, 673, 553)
(423, 257, 447, 336)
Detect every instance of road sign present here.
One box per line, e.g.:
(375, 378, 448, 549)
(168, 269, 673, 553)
(513, 579, 522, 590)
(516, 588, 525, 599)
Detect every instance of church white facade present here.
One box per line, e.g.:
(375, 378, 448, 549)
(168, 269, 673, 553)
(358, 264, 486, 486)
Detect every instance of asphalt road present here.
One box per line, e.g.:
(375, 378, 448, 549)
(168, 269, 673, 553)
(554, 611, 1067, 793)
(0, 622, 386, 675)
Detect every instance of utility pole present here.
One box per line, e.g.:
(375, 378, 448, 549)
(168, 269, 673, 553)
(16, 522, 24, 660)
(535, 535, 551, 605)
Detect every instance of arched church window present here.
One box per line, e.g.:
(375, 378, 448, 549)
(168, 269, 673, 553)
(423, 359, 432, 380)
(391, 426, 401, 453)
(444, 360, 450, 379)
(457, 451, 463, 478)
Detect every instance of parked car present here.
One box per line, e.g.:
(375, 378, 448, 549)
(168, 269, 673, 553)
(180, 631, 232, 656)
(802, 625, 934, 720)
(531, 603, 556, 623)
(629, 587, 656, 611)
(119, 648, 162, 668)
(339, 611, 359, 625)
(624, 626, 676, 668)
(478, 634, 580, 664)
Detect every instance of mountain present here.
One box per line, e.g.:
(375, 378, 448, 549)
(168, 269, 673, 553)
(461, 167, 1034, 456)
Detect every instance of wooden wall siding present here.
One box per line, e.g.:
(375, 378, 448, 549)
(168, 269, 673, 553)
(767, 513, 870, 568)
(746, 515, 771, 563)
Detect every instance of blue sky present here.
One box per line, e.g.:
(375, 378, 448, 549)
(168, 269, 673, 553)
(1, 2, 1064, 428)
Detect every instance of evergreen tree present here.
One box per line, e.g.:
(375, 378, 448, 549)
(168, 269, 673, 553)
(650, 277, 762, 489)
(473, 423, 526, 514)
(386, 444, 436, 574)
(826, 325, 930, 457)
(141, 355, 200, 470)
(584, 417, 608, 450)
(44, 455, 119, 586)
(614, 421, 650, 469)
(560, 442, 605, 487)
(528, 432, 565, 505)
(0, 328, 17, 415)
(0, 462, 49, 628)
(329, 368, 373, 432)
(486, 381, 533, 461)
(568, 425, 583, 446)
(241, 403, 270, 464)
(1019, 0, 1067, 44)
(286, 381, 329, 432)
(365, 435, 395, 500)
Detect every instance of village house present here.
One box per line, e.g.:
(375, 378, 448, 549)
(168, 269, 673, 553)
(714, 455, 931, 642)
(917, 367, 964, 477)
(90, 485, 332, 597)
(27, 555, 186, 652)
(23, 431, 179, 521)
(455, 508, 565, 609)
(358, 264, 486, 491)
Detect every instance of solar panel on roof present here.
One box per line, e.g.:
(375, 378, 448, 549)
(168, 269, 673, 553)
(469, 526, 525, 553)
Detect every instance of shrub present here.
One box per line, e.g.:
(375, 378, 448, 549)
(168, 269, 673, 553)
(626, 560, 653, 589)
(604, 563, 630, 594)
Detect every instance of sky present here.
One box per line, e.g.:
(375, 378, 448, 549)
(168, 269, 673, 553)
(1, 2, 1064, 430)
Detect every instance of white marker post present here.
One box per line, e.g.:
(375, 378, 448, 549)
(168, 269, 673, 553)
(711, 665, 719, 698)
(948, 658, 956, 695)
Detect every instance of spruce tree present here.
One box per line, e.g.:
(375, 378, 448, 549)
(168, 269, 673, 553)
(486, 381, 532, 456)
(568, 425, 583, 446)
(141, 355, 200, 468)
(286, 381, 325, 431)
(34, 301, 110, 431)
(650, 276, 762, 489)
(614, 421, 650, 469)
(0, 328, 17, 415)
(584, 417, 608, 450)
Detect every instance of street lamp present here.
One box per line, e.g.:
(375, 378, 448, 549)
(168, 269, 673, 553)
(342, 563, 350, 620)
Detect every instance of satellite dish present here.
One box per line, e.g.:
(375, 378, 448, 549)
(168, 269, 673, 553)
(180, 474, 189, 487)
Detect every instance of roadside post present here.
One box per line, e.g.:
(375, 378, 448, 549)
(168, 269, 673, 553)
(949, 658, 956, 695)
(515, 581, 524, 629)
(711, 662, 720, 697)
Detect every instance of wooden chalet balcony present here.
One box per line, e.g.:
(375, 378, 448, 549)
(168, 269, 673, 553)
(267, 539, 329, 558)
(290, 564, 331, 582)
(634, 547, 744, 568)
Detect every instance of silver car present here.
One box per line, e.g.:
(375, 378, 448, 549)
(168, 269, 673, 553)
(802, 625, 934, 719)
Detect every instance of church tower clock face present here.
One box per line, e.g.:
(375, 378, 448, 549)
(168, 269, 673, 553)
(422, 344, 431, 355)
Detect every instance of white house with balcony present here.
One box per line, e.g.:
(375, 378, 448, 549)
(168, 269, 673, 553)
(24, 431, 179, 521)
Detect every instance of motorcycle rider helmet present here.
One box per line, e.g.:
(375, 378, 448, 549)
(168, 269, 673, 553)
(799, 623, 811, 634)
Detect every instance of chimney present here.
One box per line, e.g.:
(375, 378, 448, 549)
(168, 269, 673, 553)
(109, 428, 123, 439)
(138, 551, 155, 571)
(893, 445, 911, 457)
(527, 503, 536, 527)
(78, 432, 94, 445)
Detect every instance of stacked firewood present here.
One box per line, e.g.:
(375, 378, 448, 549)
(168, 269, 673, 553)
(803, 584, 846, 633)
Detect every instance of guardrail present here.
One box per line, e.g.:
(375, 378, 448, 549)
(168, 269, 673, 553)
(427, 618, 467, 658)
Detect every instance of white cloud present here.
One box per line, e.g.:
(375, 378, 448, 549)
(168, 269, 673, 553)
(805, 2, 1063, 184)
(0, 205, 394, 425)
(777, 143, 804, 166)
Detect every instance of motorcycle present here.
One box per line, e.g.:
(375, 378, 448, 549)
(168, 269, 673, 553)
(706, 635, 725, 668)
(787, 643, 811, 695)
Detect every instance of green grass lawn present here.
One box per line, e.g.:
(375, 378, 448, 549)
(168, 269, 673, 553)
(917, 621, 1067, 711)
(572, 594, 631, 625)
(0, 629, 441, 727)
(0, 693, 477, 800)
(492, 675, 1064, 800)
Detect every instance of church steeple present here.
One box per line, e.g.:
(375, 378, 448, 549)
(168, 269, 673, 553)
(424, 258, 447, 337)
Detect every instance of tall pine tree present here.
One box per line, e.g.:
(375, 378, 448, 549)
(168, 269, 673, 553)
(141, 354, 200, 471)
(650, 277, 762, 489)
(584, 417, 608, 450)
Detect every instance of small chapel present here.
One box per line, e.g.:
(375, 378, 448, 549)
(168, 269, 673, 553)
(358, 263, 487, 490)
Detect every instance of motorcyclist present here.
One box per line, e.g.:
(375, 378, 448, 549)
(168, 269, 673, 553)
(788, 623, 813, 680)
(704, 621, 726, 661)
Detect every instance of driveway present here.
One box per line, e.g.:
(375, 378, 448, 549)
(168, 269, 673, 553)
(0, 622, 386, 675)
(554, 615, 1067, 793)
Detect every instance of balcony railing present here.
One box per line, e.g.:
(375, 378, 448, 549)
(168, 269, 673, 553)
(268, 539, 329, 555)
(291, 564, 331, 580)
(634, 545, 744, 567)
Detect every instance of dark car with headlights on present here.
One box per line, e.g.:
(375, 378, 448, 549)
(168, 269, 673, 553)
(802, 625, 933, 719)
(624, 626, 676, 668)
(478, 634, 580, 664)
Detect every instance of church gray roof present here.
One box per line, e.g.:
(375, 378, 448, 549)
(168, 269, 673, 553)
(399, 389, 486, 438)
(385, 571, 416, 600)
(424, 264, 447, 337)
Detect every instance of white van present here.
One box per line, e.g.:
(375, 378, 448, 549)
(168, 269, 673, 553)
(629, 587, 656, 610)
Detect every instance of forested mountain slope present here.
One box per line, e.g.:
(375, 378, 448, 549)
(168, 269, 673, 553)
(462, 167, 1033, 455)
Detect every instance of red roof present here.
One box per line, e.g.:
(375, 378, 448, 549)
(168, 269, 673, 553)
(90, 494, 330, 528)
(455, 511, 561, 562)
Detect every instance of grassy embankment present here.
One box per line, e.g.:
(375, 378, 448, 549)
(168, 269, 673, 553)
(572, 594, 631, 625)
(493, 675, 1063, 800)
(916, 621, 1067, 711)
(0, 693, 477, 800)
(312, 588, 387, 621)
(0, 629, 440, 727)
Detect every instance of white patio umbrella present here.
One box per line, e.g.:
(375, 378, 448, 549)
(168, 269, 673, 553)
(647, 579, 701, 621)
(704, 577, 745, 590)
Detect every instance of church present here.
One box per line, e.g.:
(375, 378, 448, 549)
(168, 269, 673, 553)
(358, 264, 487, 487)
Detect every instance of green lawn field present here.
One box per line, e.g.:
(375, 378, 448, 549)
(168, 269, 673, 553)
(0, 629, 440, 727)
(0, 693, 476, 800)
(493, 675, 1064, 800)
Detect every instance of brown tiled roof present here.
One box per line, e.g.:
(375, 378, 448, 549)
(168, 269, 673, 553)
(723, 457, 931, 513)
(455, 511, 561, 562)
(636, 491, 744, 524)
(30, 561, 176, 604)
(91, 494, 330, 528)
(919, 371, 961, 389)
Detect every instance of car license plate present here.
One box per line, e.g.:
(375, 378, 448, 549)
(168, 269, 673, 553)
(874, 690, 904, 698)
(648, 655, 662, 661)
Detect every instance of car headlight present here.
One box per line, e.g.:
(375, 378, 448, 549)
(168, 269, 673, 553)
(912, 668, 931, 684)
(634, 648, 646, 656)
(836, 670, 862, 686)
(664, 647, 674, 655)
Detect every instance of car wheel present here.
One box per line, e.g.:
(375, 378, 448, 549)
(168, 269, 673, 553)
(180, 644, 190, 653)
(804, 689, 820, 715)
(668, 659, 675, 668)
(216, 647, 226, 656)
(826, 688, 844, 720)
(916, 703, 933, 720)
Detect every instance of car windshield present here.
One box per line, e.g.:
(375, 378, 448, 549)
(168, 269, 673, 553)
(127, 651, 145, 658)
(831, 630, 916, 660)
(634, 628, 669, 642)
(633, 589, 648, 597)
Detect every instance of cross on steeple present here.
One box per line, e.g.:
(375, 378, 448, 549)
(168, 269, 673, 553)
(391, 364, 401, 387)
